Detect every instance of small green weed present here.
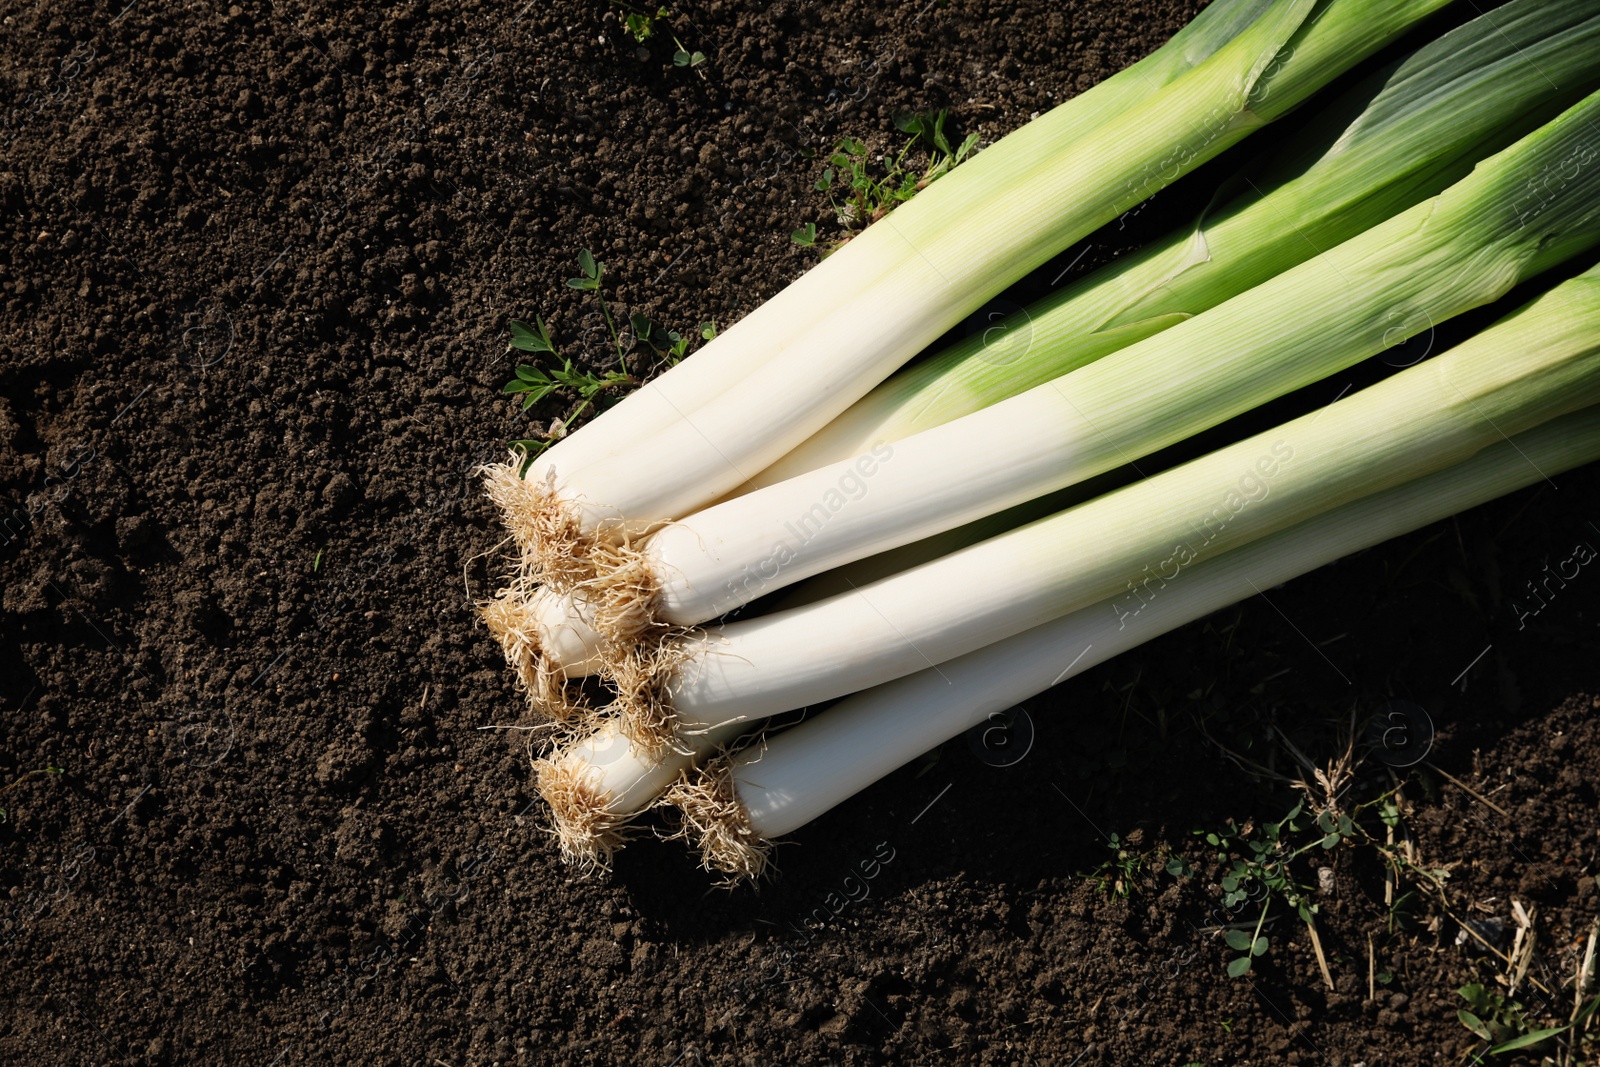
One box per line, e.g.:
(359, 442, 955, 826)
(1085, 832, 1154, 899)
(795, 109, 979, 248)
(609, 2, 705, 69)
(0, 765, 65, 792)
(1385, 887, 1420, 935)
(1458, 983, 1541, 1050)
(1458, 984, 1600, 1062)
(1183, 799, 1362, 978)
(1177, 713, 1598, 1049)
(0, 764, 66, 822)
(503, 249, 715, 468)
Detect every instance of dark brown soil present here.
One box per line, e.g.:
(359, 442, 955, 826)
(2, 0, 1597, 1064)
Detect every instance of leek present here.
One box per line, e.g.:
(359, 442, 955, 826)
(502, 2, 1600, 681)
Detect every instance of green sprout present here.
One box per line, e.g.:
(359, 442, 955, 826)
(502, 251, 712, 470)
(609, 3, 706, 70)
(1459, 984, 1600, 1061)
(796, 109, 980, 249)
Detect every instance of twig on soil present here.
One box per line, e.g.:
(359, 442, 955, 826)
(1426, 760, 1510, 817)
(1306, 914, 1335, 991)
(1367, 932, 1376, 1002)
(1508, 899, 1537, 996)
(1578, 917, 1599, 1018)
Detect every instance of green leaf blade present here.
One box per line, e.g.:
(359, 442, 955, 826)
(1458, 1009, 1492, 1041)
(1488, 1026, 1566, 1053)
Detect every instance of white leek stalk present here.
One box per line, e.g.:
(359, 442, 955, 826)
(548, 378, 1600, 872)
(538, 486, 1162, 863)
(674, 403, 1600, 877)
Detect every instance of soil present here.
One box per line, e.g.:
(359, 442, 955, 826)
(2, 0, 1597, 1064)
